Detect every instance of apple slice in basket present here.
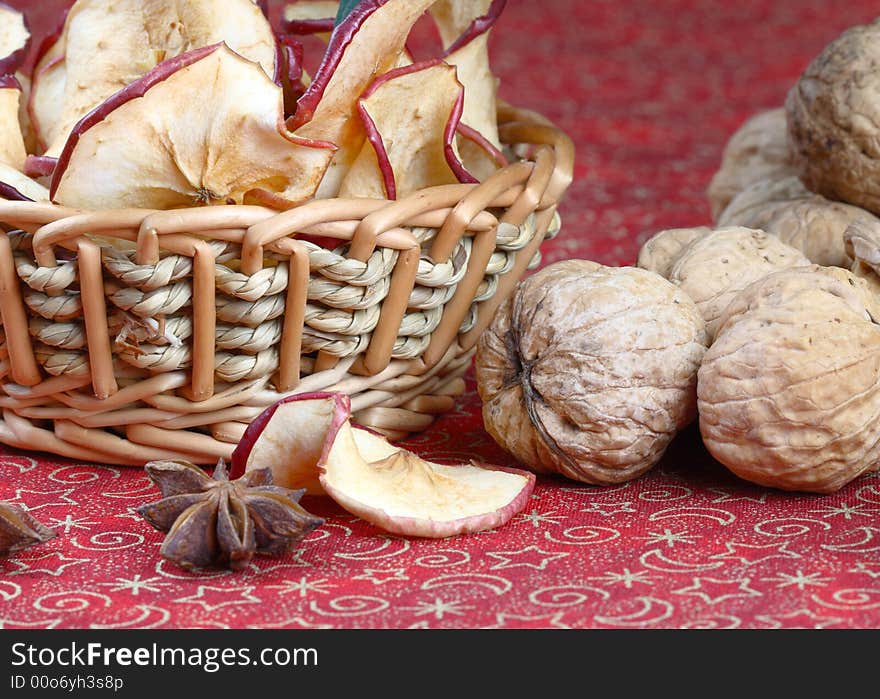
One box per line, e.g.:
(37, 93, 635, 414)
(282, 1, 338, 41)
(0, 76, 47, 200)
(432, 0, 507, 179)
(278, 35, 307, 117)
(230, 393, 535, 538)
(0, 3, 30, 77)
(280, 0, 436, 200)
(15, 71, 37, 156)
(0, 162, 50, 201)
(42, 0, 280, 158)
(0, 75, 26, 170)
(51, 44, 335, 210)
(28, 22, 67, 154)
(339, 60, 476, 199)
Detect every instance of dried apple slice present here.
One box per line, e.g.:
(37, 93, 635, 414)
(278, 35, 307, 117)
(0, 162, 50, 201)
(230, 392, 535, 538)
(0, 3, 30, 77)
(231, 392, 348, 494)
(321, 421, 534, 538)
(0, 75, 26, 170)
(282, 1, 338, 41)
(15, 71, 36, 155)
(283, 0, 436, 200)
(51, 44, 335, 210)
(28, 24, 67, 153)
(432, 0, 505, 176)
(339, 60, 476, 199)
(42, 0, 279, 158)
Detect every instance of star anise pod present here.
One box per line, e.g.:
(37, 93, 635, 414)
(137, 459, 324, 571)
(0, 502, 57, 557)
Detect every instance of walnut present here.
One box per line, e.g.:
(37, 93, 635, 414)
(661, 226, 810, 341)
(845, 219, 880, 296)
(716, 175, 808, 229)
(636, 226, 709, 278)
(761, 196, 876, 268)
(786, 19, 880, 216)
(717, 175, 876, 268)
(475, 260, 708, 486)
(707, 108, 796, 220)
(698, 265, 880, 493)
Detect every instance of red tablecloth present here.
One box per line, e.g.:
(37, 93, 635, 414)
(2, 0, 879, 630)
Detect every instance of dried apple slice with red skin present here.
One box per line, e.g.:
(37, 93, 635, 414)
(231, 392, 348, 495)
(0, 162, 50, 201)
(15, 71, 36, 155)
(0, 3, 30, 77)
(24, 155, 56, 178)
(291, 0, 434, 132)
(320, 421, 535, 539)
(339, 59, 476, 199)
(435, 0, 505, 153)
(439, 0, 506, 53)
(230, 391, 535, 538)
(282, 1, 338, 39)
(27, 22, 67, 154)
(42, 0, 280, 158)
(283, 0, 436, 199)
(0, 74, 26, 170)
(278, 35, 307, 117)
(50, 44, 336, 210)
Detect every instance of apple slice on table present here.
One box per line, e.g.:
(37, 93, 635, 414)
(0, 3, 30, 77)
(339, 60, 477, 199)
(41, 0, 279, 158)
(230, 393, 535, 538)
(50, 44, 335, 210)
(231, 392, 347, 495)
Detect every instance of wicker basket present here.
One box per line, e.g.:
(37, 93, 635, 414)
(0, 103, 573, 466)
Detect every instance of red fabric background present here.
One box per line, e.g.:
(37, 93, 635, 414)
(1, 0, 879, 630)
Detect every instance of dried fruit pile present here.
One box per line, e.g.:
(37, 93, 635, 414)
(476, 17, 880, 496)
(0, 0, 510, 208)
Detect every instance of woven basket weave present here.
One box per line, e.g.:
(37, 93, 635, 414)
(0, 102, 573, 466)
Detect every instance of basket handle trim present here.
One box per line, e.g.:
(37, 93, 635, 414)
(0, 233, 41, 386)
(363, 244, 421, 375)
(78, 240, 118, 399)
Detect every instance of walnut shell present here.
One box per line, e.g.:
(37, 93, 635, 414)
(718, 176, 875, 268)
(716, 175, 808, 229)
(665, 227, 810, 341)
(476, 260, 708, 486)
(762, 195, 877, 268)
(845, 219, 880, 295)
(786, 20, 880, 215)
(707, 108, 796, 220)
(636, 226, 709, 278)
(698, 265, 880, 493)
